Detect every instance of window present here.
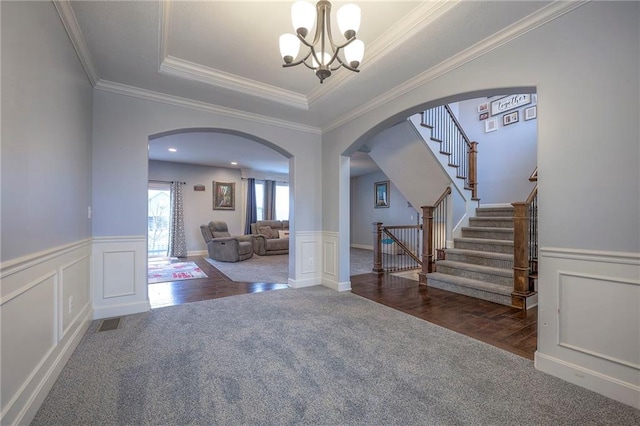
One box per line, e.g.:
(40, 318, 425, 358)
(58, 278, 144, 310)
(148, 183, 171, 257)
(254, 180, 288, 221)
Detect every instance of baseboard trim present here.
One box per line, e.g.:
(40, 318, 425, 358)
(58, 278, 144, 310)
(535, 352, 640, 409)
(187, 249, 208, 257)
(288, 277, 320, 289)
(322, 278, 351, 292)
(9, 306, 92, 426)
(93, 300, 151, 320)
(350, 244, 373, 251)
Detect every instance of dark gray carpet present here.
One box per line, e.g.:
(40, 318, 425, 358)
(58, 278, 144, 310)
(205, 254, 289, 284)
(33, 287, 639, 425)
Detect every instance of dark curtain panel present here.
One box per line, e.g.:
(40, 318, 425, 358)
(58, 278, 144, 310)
(168, 182, 187, 258)
(244, 178, 257, 234)
(265, 180, 276, 220)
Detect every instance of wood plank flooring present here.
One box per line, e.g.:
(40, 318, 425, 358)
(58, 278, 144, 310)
(148, 256, 288, 309)
(148, 257, 537, 360)
(350, 273, 537, 360)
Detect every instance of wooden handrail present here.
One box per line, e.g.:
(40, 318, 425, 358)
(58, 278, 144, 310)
(433, 186, 452, 207)
(529, 167, 538, 182)
(525, 185, 538, 204)
(382, 229, 422, 264)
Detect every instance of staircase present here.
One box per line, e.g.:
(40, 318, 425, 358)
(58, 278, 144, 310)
(427, 206, 516, 306)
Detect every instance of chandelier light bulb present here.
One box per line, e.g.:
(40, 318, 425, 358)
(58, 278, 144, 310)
(291, 1, 315, 37)
(344, 39, 364, 68)
(337, 3, 361, 39)
(279, 34, 300, 64)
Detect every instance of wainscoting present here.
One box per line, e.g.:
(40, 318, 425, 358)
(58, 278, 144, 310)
(535, 247, 640, 408)
(0, 239, 93, 425)
(92, 236, 150, 319)
(289, 231, 322, 289)
(320, 231, 351, 292)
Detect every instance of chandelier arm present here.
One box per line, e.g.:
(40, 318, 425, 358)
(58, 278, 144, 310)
(333, 54, 360, 72)
(283, 50, 314, 68)
(333, 36, 357, 50)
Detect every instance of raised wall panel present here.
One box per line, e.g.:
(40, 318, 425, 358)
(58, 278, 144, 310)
(0, 239, 92, 425)
(536, 247, 640, 409)
(92, 236, 149, 319)
(323, 241, 336, 276)
(558, 273, 639, 369)
(102, 251, 136, 298)
(291, 231, 322, 288)
(301, 241, 317, 274)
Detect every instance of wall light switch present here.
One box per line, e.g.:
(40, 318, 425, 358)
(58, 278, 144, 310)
(88, 206, 92, 219)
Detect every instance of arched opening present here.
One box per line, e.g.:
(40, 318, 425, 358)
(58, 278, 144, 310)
(146, 128, 294, 308)
(342, 88, 538, 358)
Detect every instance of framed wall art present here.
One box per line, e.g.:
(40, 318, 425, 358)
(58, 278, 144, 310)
(479, 112, 489, 121)
(503, 110, 519, 126)
(477, 102, 489, 113)
(212, 181, 235, 210)
(490, 94, 531, 116)
(374, 180, 389, 208)
(485, 118, 497, 133)
(524, 106, 537, 121)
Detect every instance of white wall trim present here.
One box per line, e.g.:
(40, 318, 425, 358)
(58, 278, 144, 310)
(160, 56, 309, 110)
(535, 352, 640, 409)
(323, 0, 588, 133)
(94, 80, 321, 135)
(52, 0, 99, 86)
(1, 238, 92, 279)
(540, 247, 640, 265)
(288, 277, 320, 289)
(307, 0, 461, 105)
(93, 301, 152, 320)
(0, 240, 93, 425)
(322, 279, 352, 292)
(187, 249, 208, 257)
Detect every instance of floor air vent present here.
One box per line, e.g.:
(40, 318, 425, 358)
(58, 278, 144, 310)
(97, 317, 121, 332)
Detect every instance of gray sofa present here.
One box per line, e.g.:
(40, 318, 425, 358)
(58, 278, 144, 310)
(200, 221, 253, 262)
(250, 220, 289, 256)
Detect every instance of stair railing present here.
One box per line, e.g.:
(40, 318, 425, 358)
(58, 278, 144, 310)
(418, 186, 452, 285)
(511, 168, 538, 310)
(421, 105, 478, 200)
(372, 223, 422, 274)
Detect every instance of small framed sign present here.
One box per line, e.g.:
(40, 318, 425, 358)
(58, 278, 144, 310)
(490, 94, 531, 116)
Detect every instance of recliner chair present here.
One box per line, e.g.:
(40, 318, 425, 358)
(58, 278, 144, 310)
(200, 221, 254, 262)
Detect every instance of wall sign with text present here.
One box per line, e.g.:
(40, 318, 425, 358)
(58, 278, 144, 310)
(490, 94, 531, 116)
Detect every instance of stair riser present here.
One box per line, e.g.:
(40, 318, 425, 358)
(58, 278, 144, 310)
(427, 278, 512, 306)
(476, 209, 514, 217)
(436, 265, 512, 287)
(454, 240, 513, 254)
(462, 229, 513, 241)
(445, 253, 513, 269)
(469, 218, 513, 228)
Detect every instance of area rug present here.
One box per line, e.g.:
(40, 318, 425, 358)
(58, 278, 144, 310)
(148, 261, 207, 284)
(204, 255, 288, 284)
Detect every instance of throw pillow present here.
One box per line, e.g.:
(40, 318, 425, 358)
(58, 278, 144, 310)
(278, 230, 290, 239)
(213, 231, 231, 238)
(257, 226, 279, 239)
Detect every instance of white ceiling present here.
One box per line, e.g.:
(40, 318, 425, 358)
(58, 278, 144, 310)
(65, 0, 552, 175)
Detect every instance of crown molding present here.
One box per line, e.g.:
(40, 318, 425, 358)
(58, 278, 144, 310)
(94, 80, 321, 135)
(53, 0, 99, 86)
(307, 0, 461, 105)
(158, 0, 308, 110)
(322, 0, 589, 133)
(159, 56, 309, 110)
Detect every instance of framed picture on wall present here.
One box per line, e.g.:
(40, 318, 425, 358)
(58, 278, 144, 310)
(374, 180, 389, 208)
(503, 110, 519, 126)
(485, 118, 497, 133)
(479, 112, 489, 121)
(524, 106, 537, 121)
(477, 102, 489, 113)
(212, 181, 235, 210)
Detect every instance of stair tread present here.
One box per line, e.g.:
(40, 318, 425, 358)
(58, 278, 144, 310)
(445, 248, 513, 260)
(427, 272, 512, 294)
(438, 260, 513, 276)
(454, 237, 514, 246)
(462, 226, 514, 232)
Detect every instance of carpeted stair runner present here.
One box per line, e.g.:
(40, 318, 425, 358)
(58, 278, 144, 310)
(427, 206, 516, 306)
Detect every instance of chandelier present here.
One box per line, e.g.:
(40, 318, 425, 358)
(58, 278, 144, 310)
(279, 1, 365, 83)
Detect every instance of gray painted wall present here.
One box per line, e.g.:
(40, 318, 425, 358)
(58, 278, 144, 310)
(148, 160, 246, 253)
(1, 1, 93, 262)
(350, 171, 418, 247)
(454, 97, 537, 204)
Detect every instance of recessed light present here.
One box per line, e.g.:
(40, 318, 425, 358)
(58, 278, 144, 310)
(230, 161, 238, 165)
(168, 148, 177, 152)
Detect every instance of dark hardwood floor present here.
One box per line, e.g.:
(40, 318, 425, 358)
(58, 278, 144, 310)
(350, 273, 537, 360)
(148, 257, 537, 360)
(148, 256, 288, 309)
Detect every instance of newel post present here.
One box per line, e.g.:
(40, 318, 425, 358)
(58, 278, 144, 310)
(511, 202, 529, 309)
(418, 206, 434, 285)
(469, 141, 478, 200)
(372, 222, 383, 275)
